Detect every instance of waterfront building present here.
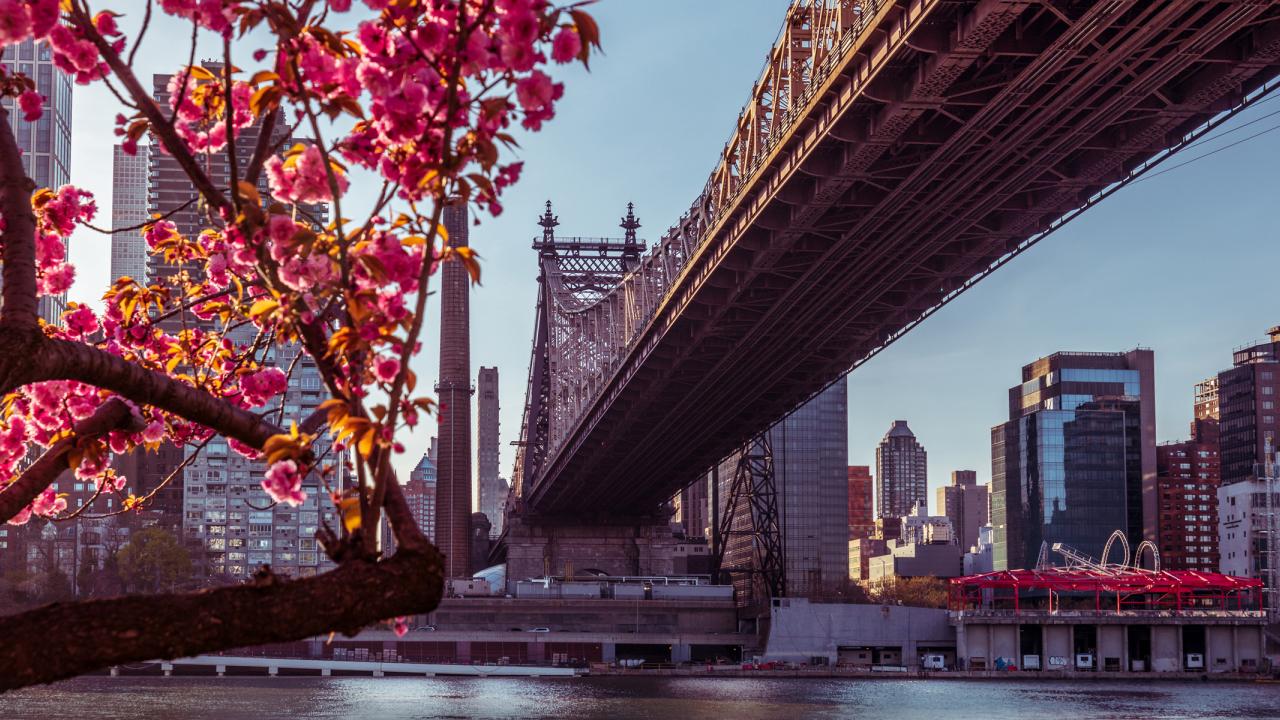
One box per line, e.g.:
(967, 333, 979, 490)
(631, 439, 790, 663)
(847, 465, 874, 541)
(1, 39, 73, 324)
(936, 470, 988, 552)
(180, 334, 339, 581)
(435, 202, 473, 578)
(990, 349, 1156, 571)
(1216, 327, 1280, 486)
(875, 420, 927, 519)
(476, 367, 504, 537)
(951, 566, 1264, 673)
(110, 144, 150, 284)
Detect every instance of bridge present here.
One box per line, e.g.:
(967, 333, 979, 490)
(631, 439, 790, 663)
(502, 0, 1280, 573)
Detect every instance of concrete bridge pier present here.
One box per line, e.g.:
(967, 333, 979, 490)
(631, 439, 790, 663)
(504, 515, 679, 588)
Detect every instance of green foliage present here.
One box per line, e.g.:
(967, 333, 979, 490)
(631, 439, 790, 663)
(117, 528, 191, 594)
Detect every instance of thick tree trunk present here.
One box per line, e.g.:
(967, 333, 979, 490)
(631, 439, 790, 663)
(0, 545, 444, 691)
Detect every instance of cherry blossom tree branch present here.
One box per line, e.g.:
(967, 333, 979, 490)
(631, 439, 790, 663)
(0, 544, 444, 691)
(27, 339, 285, 451)
(0, 398, 140, 524)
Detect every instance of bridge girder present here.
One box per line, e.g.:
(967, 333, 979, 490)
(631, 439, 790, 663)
(511, 0, 1280, 518)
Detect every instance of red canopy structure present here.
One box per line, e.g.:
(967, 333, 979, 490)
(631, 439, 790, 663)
(949, 568, 1262, 615)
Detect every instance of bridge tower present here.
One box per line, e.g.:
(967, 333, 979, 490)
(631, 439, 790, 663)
(504, 202, 680, 586)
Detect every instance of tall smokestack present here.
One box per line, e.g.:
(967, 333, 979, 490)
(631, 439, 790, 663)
(434, 202, 472, 578)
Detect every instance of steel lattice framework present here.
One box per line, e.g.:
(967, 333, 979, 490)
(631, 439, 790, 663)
(512, 0, 1280, 517)
(713, 433, 787, 607)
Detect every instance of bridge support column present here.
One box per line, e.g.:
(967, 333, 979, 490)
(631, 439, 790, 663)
(321, 668, 331, 677)
(216, 664, 225, 677)
(504, 515, 679, 590)
(161, 662, 172, 677)
(268, 666, 278, 677)
(109, 666, 119, 677)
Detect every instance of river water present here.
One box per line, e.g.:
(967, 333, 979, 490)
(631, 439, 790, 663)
(2, 676, 1278, 719)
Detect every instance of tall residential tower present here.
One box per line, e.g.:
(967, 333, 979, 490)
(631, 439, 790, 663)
(110, 144, 151, 283)
(875, 420, 927, 520)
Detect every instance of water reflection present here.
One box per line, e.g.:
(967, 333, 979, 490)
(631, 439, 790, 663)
(2, 676, 1278, 720)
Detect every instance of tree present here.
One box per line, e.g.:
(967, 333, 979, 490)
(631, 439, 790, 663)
(0, 0, 597, 690)
(117, 527, 191, 593)
(871, 576, 951, 609)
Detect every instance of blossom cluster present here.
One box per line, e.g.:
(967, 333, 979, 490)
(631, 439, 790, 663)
(0, 0, 594, 521)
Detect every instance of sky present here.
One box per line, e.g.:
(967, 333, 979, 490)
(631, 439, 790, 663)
(63, 2, 1280, 507)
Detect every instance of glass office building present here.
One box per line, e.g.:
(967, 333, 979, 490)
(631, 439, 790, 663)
(1, 39, 73, 324)
(991, 350, 1156, 570)
(110, 144, 151, 284)
(717, 377, 850, 598)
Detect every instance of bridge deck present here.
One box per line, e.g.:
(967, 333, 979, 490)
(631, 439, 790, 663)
(524, 0, 1280, 515)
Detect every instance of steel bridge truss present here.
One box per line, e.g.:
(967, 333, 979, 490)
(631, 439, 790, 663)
(511, 0, 1280, 516)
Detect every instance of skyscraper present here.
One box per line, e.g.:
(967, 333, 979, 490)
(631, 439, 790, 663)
(140, 67, 320, 528)
(1216, 327, 1280, 486)
(180, 330, 338, 581)
(1213, 328, 1280, 606)
(476, 366, 504, 536)
(847, 465, 873, 541)
(990, 349, 1156, 571)
(1, 39, 73, 324)
(875, 420, 927, 520)
(147, 68, 297, 283)
(718, 377, 849, 598)
(110, 144, 150, 284)
(936, 470, 989, 552)
(434, 202, 473, 578)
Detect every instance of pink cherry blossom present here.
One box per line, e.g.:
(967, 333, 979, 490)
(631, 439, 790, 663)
(551, 28, 581, 64)
(17, 90, 41, 121)
(265, 145, 348, 204)
(262, 460, 307, 506)
(374, 356, 400, 383)
(241, 367, 288, 407)
(0, 1, 32, 47)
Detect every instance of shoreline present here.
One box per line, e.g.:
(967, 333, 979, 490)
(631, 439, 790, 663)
(93, 662, 1275, 683)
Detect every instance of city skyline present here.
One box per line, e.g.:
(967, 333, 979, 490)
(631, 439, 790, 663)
(1, 0, 1278, 694)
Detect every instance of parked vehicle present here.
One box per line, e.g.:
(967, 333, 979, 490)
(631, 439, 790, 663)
(921, 654, 947, 670)
(528, 627, 551, 633)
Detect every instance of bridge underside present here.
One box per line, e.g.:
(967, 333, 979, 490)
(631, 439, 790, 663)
(524, 0, 1280, 516)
